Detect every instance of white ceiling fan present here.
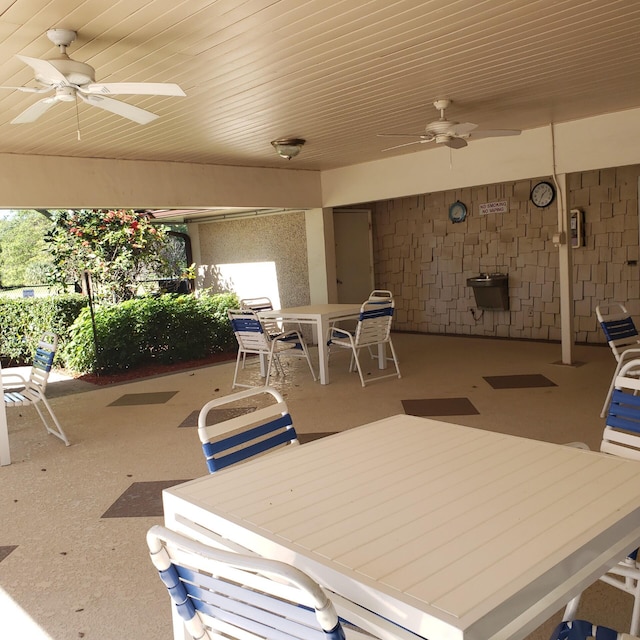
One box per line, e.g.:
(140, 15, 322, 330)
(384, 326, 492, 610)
(1, 29, 185, 125)
(378, 99, 521, 150)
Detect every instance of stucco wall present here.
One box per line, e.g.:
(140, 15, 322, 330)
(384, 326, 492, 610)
(197, 212, 310, 308)
(371, 164, 640, 344)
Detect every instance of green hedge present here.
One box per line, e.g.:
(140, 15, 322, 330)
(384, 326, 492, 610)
(0, 294, 88, 365)
(63, 292, 239, 374)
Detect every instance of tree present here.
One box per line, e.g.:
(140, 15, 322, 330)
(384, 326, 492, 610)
(0, 210, 53, 287)
(44, 209, 172, 302)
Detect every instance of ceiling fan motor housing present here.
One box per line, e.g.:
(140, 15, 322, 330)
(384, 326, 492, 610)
(38, 57, 95, 86)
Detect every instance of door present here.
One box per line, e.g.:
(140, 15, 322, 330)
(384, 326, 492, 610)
(333, 209, 374, 304)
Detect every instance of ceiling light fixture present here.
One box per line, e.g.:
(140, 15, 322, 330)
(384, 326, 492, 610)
(271, 138, 305, 160)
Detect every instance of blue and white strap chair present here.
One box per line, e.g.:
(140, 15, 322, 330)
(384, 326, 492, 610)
(240, 296, 283, 337)
(2, 332, 69, 446)
(228, 309, 316, 389)
(550, 619, 639, 640)
(197, 386, 298, 473)
(597, 303, 640, 417)
(147, 525, 359, 640)
(564, 358, 640, 635)
(327, 298, 401, 387)
(368, 289, 394, 302)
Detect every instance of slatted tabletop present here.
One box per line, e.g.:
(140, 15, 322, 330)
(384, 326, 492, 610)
(163, 415, 640, 640)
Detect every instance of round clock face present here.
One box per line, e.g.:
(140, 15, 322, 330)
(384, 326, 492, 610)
(530, 181, 556, 208)
(449, 201, 467, 223)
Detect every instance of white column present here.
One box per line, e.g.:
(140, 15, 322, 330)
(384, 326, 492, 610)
(555, 173, 575, 364)
(305, 208, 338, 304)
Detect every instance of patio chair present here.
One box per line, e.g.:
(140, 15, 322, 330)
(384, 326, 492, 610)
(197, 386, 298, 473)
(563, 358, 640, 635)
(240, 296, 282, 337)
(597, 303, 640, 417)
(368, 289, 394, 302)
(147, 525, 406, 640)
(327, 298, 401, 387)
(228, 309, 316, 388)
(2, 332, 69, 446)
(550, 619, 639, 640)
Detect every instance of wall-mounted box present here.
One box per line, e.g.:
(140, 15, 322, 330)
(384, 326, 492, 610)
(467, 273, 509, 310)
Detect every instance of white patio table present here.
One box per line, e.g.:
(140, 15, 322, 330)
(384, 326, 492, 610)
(162, 415, 640, 640)
(258, 303, 363, 384)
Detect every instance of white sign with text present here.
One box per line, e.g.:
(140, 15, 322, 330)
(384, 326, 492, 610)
(479, 200, 509, 215)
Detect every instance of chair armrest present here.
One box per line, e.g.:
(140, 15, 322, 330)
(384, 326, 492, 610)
(565, 441, 590, 450)
(327, 327, 352, 339)
(274, 330, 301, 341)
(620, 347, 640, 357)
(1, 372, 28, 389)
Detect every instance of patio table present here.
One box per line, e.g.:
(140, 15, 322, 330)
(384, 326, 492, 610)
(163, 414, 640, 640)
(258, 303, 372, 384)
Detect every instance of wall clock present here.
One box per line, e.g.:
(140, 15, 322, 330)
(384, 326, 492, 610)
(530, 181, 556, 208)
(449, 200, 467, 223)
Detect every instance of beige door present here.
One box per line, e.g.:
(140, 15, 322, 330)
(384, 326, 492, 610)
(334, 209, 374, 304)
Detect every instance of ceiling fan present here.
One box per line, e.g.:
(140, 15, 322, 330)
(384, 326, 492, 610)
(378, 99, 521, 150)
(1, 29, 185, 125)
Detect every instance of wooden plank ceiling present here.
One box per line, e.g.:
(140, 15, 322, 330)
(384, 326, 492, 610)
(0, 0, 639, 171)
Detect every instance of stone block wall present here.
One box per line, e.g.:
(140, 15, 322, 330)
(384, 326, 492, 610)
(371, 164, 640, 344)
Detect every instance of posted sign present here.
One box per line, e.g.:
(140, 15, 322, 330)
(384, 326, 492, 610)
(479, 200, 509, 215)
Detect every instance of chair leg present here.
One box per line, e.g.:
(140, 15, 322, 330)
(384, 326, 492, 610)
(265, 346, 277, 387)
(601, 360, 623, 418)
(299, 339, 317, 381)
(563, 594, 581, 621)
(34, 397, 70, 446)
(388, 339, 402, 379)
(232, 351, 244, 388)
(351, 348, 366, 387)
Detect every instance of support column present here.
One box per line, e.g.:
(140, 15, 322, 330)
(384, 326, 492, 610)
(305, 208, 337, 304)
(554, 173, 575, 364)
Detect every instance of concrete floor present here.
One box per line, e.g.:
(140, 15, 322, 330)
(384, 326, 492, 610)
(0, 332, 634, 639)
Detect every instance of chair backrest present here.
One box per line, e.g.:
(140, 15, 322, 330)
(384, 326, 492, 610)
(601, 358, 640, 460)
(28, 332, 58, 394)
(240, 296, 274, 314)
(240, 297, 281, 335)
(147, 525, 345, 640)
(228, 308, 271, 352)
(596, 303, 640, 360)
(353, 299, 394, 347)
(368, 289, 394, 302)
(198, 386, 298, 473)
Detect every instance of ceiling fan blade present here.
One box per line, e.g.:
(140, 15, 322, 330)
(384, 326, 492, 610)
(11, 97, 58, 124)
(469, 128, 522, 139)
(16, 55, 69, 85)
(78, 93, 159, 124)
(377, 133, 424, 138)
(443, 137, 468, 149)
(0, 85, 51, 94)
(381, 140, 430, 152)
(82, 82, 186, 97)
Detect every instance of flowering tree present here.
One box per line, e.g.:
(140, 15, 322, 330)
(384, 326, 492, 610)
(45, 209, 172, 302)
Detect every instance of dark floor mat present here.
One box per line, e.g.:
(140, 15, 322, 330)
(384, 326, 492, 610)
(402, 397, 479, 416)
(101, 479, 192, 518)
(483, 374, 556, 389)
(108, 391, 179, 406)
